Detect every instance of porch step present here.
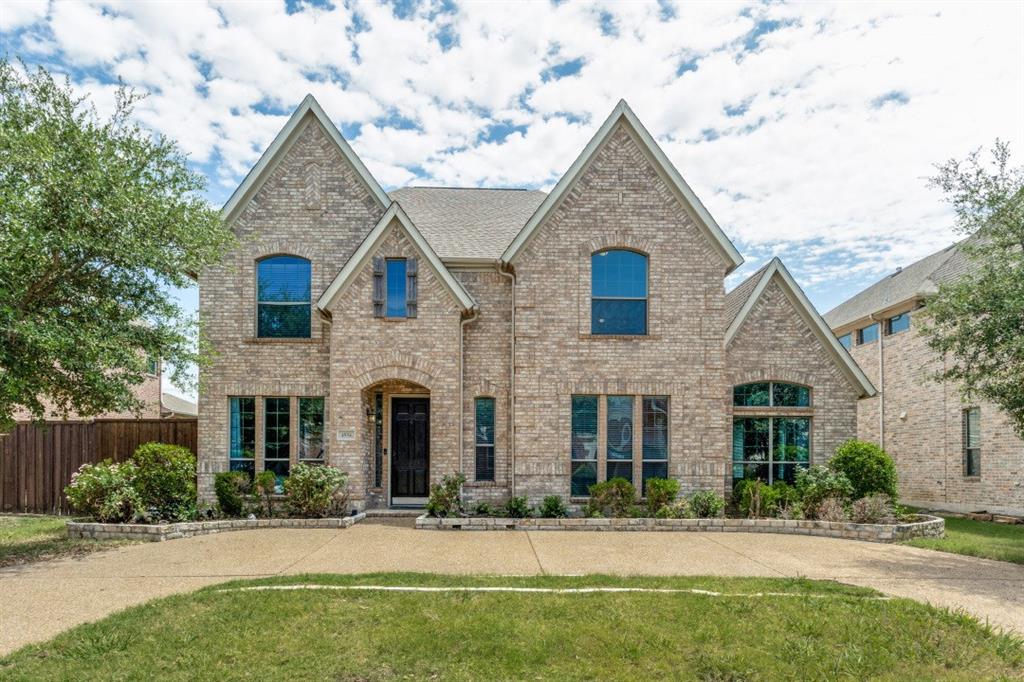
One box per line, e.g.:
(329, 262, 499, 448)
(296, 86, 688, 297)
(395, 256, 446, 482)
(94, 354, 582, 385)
(363, 508, 424, 518)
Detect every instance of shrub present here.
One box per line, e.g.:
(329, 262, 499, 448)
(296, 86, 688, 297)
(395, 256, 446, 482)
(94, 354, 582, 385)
(537, 495, 567, 518)
(796, 465, 854, 511)
(654, 498, 691, 519)
(425, 473, 466, 518)
(644, 477, 680, 516)
(850, 494, 896, 524)
(65, 460, 142, 523)
(689, 489, 725, 518)
(734, 479, 778, 518)
(214, 471, 250, 517)
(830, 440, 899, 501)
(584, 478, 636, 518)
(131, 442, 196, 522)
(473, 501, 498, 516)
(253, 471, 278, 517)
(284, 463, 349, 518)
(811, 496, 848, 522)
(504, 496, 531, 518)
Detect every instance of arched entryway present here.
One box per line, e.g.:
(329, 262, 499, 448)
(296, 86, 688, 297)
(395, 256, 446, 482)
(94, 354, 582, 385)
(361, 378, 431, 508)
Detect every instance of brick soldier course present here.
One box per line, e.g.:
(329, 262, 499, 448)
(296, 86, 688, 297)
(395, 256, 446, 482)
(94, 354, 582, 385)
(198, 95, 875, 509)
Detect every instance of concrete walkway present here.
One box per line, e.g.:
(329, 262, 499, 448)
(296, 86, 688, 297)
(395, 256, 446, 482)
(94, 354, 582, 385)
(2, 521, 1022, 655)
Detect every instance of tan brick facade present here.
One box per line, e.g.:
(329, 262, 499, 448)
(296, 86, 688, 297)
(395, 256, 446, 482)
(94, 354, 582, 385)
(727, 279, 860, 467)
(843, 310, 1024, 515)
(198, 101, 867, 510)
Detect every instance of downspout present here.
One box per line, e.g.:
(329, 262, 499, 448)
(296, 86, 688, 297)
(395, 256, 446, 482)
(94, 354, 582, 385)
(497, 263, 516, 497)
(870, 313, 884, 450)
(459, 308, 479, 484)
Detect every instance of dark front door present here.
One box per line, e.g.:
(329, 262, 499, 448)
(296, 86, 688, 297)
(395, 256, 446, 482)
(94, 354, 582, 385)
(391, 397, 429, 498)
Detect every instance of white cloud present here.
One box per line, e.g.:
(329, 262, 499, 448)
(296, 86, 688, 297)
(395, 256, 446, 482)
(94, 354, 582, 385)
(2, 0, 1021, 308)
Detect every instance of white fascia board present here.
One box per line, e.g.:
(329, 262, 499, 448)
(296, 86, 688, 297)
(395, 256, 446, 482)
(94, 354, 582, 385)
(317, 202, 477, 313)
(501, 100, 744, 273)
(726, 258, 877, 398)
(221, 94, 389, 225)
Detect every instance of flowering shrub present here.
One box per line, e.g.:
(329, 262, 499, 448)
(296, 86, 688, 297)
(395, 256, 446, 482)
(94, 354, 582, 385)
(811, 496, 848, 522)
(796, 465, 854, 511)
(284, 463, 349, 518)
(65, 460, 142, 523)
(654, 498, 691, 519)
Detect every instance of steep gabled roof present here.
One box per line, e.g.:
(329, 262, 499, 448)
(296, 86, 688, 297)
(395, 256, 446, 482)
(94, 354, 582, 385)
(221, 94, 390, 225)
(501, 100, 744, 272)
(390, 187, 547, 261)
(317, 202, 476, 313)
(726, 258, 876, 397)
(823, 239, 974, 331)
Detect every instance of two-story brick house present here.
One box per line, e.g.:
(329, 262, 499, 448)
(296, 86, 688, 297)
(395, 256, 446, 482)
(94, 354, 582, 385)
(826, 242, 1024, 515)
(198, 96, 874, 509)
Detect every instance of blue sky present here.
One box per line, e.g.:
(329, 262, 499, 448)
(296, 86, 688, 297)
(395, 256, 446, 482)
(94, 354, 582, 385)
(3, 0, 1022, 397)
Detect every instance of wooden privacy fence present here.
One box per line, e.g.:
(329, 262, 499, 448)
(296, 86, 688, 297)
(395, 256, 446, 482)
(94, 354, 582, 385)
(0, 418, 198, 514)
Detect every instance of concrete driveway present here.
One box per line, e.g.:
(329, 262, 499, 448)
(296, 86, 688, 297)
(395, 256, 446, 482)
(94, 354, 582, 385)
(2, 519, 1022, 655)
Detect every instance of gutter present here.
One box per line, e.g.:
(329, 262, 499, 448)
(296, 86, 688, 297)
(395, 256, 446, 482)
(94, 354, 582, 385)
(497, 264, 516, 497)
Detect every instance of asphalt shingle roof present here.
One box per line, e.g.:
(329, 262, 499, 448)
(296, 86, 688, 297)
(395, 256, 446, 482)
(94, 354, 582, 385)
(823, 239, 975, 330)
(724, 263, 770, 327)
(389, 187, 547, 261)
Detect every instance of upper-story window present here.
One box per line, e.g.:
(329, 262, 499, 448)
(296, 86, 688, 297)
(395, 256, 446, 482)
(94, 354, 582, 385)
(257, 256, 311, 338)
(857, 323, 879, 345)
(886, 313, 910, 336)
(373, 256, 418, 318)
(837, 333, 852, 350)
(591, 249, 648, 335)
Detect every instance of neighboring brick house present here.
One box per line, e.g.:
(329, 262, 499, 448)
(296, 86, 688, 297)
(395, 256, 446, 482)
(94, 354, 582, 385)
(198, 95, 874, 509)
(12, 359, 163, 422)
(825, 241, 1024, 515)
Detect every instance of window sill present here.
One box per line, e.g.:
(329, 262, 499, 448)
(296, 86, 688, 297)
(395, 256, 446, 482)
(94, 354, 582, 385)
(468, 480, 500, 487)
(244, 337, 319, 344)
(578, 334, 659, 341)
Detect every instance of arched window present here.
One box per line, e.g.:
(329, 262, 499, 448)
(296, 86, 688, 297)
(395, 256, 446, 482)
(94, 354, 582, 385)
(732, 382, 811, 486)
(591, 249, 648, 335)
(257, 256, 311, 338)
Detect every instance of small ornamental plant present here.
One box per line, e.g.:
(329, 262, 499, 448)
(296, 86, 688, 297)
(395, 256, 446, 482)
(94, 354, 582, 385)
(284, 463, 349, 518)
(688, 490, 725, 518)
(585, 478, 636, 518)
(214, 471, 250, 517)
(253, 471, 278, 517)
(426, 473, 466, 518)
(796, 465, 854, 512)
(537, 495, 568, 518)
(643, 477, 680, 517)
(503, 496, 532, 518)
(65, 460, 142, 523)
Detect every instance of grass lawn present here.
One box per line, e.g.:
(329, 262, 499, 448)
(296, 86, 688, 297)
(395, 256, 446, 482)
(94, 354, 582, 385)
(1, 573, 1020, 681)
(0, 515, 131, 568)
(904, 515, 1024, 565)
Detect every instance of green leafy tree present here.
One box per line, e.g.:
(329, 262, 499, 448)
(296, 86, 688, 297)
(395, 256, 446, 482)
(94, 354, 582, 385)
(921, 141, 1024, 438)
(0, 61, 234, 430)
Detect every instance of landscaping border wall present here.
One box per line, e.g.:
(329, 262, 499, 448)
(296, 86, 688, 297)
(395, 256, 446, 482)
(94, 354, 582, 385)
(67, 513, 366, 542)
(415, 514, 944, 543)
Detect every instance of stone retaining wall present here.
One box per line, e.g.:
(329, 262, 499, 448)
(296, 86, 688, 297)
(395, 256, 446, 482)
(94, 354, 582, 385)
(415, 514, 944, 543)
(67, 513, 366, 542)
